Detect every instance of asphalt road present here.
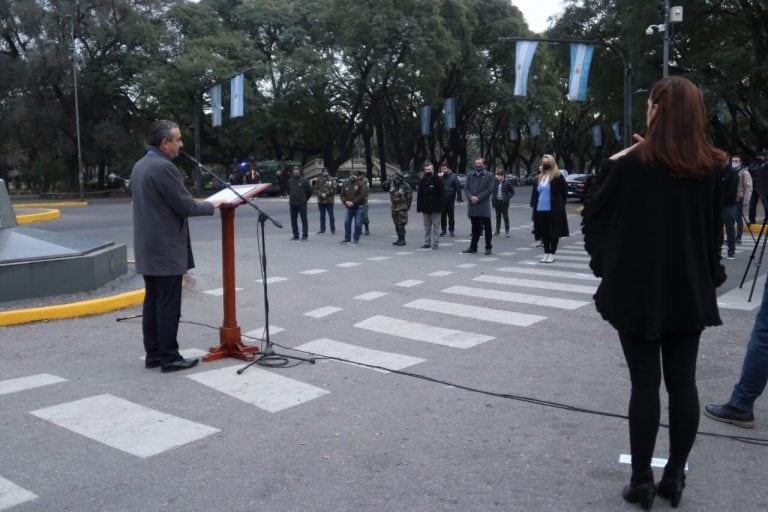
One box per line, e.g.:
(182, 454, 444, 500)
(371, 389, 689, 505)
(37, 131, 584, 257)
(1, 188, 766, 511)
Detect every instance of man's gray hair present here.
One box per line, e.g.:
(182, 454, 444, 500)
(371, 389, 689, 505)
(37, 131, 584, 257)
(148, 120, 179, 147)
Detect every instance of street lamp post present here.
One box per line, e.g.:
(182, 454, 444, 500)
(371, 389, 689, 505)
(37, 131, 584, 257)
(69, 14, 85, 200)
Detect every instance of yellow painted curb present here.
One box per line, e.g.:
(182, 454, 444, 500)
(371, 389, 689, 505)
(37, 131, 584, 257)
(12, 201, 88, 208)
(15, 209, 61, 224)
(0, 289, 145, 327)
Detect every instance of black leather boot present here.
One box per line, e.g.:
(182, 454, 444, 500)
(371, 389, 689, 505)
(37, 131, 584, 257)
(656, 465, 685, 508)
(622, 468, 655, 510)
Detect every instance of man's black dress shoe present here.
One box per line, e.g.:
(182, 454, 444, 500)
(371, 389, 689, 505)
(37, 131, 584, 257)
(145, 357, 161, 369)
(461, 247, 477, 254)
(161, 357, 199, 373)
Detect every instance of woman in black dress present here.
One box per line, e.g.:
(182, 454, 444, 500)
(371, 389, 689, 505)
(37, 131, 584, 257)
(582, 76, 726, 510)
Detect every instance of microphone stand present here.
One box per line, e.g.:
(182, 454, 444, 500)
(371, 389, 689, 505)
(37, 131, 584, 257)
(179, 152, 315, 373)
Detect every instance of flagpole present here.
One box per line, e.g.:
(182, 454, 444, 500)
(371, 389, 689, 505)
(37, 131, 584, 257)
(501, 36, 633, 148)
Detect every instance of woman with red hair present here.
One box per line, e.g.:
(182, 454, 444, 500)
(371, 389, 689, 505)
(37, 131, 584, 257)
(583, 76, 726, 510)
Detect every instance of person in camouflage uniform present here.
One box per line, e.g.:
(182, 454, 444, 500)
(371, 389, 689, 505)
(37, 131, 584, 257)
(383, 172, 413, 246)
(313, 168, 336, 234)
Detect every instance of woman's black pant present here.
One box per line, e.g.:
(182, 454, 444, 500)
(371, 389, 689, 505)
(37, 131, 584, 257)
(618, 330, 702, 472)
(533, 210, 559, 253)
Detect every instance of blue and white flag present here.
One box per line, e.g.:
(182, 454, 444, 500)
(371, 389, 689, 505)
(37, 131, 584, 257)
(420, 105, 432, 135)
(591, 124, 603, 147)
(443, 98, 456, 129)
(210, 84, 222, 127)
(612, 121, 621, 141)
(514, 41, 539, 97)
(230, 73, 244, 118)
(567, 44, 594, 102)
(529, 117, 541, 137)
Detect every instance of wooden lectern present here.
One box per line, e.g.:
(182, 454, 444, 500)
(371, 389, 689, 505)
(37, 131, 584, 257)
(202, 183, 271, 362)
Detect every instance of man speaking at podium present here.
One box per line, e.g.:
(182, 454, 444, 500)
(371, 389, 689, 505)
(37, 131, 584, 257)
(131, 120, 224, 373)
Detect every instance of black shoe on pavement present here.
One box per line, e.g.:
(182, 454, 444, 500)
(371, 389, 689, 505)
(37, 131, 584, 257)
(340, 239, 351, 244)
(461, 247, 477, 254)
(484, 248, 492, 255)
(161, 357, 199, 373)
(290, 236, 299, 241)
(301, 235, 308, 241)
(420, 243, 431, 249)
(704, 403, 755, 428)
(144, 357, 161, 369)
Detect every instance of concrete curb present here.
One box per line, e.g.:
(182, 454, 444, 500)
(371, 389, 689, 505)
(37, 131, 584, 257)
(12, 201, 88, 208)
(0, 289, 145, 327)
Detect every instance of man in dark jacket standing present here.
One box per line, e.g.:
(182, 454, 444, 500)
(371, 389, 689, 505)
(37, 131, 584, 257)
(416, 163, 445, 249)
(439, 163, 462, 237)
(288, 165, 313, 241)
(132, 120, 223, 373)
(720, 161, 740, 259)
(340, 171, 368, 244)
(462, 157, 495, 255)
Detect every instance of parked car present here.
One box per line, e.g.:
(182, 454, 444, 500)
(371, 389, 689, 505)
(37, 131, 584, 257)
(565, 173, 589, 201)
(505, 174, 520, 186)
(524, 172, 539, 185)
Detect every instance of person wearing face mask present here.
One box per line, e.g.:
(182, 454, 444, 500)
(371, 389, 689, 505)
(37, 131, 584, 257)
(461, 157, 494, 255)
(732, 155, 752, 244)
(314, 168, 336, 235)
(529, 155, 569, 263)
(287, 165, 313, 241)
(416, 163, 445, 249)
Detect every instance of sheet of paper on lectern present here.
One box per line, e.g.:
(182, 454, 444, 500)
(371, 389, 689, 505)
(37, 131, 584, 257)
(204, 183, 271, 206)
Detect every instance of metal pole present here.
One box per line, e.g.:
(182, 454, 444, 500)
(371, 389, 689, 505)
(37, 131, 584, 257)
(194, 98, 202, 196)
(70, 15, 85, 200)
(662, 0, 670, 78)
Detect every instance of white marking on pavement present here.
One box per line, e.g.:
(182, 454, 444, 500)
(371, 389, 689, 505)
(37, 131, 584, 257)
(395, 251, 414, 255)
(717, 274, 766, 311)
(497, 266, 600, 281)
(473, 274, 598, 294)
(520, 260, 591, 270)
(0, 476, 37, 510)
(244, 326, 285, 339)
(29, 394, 220, 458)
(395, 280, 423, 288)
(479, 257, 498, 262)
(515, 247, 533, 251)
(548, 254, 591, 262)
(355, 291, 388, 301)
(0, 374, 66, 396)
(255, 277, 288, 284)
(550, 249, 587, 255)
(367, 256, 390, 261)
(404, 298, 546, 326)
(188, 366, 329, 413)
(499, 252, 516, 256)
(300, 268, 328, 275)
(295, 338, 425, 373)
(336, 262, 361, 268)
(355, 315, 493, 349)
(428, 270, 455, 277)
(442, 285, 589, 310)
(619, 454, 687, 471)
(456, 263, 477, 269)
(204, 287, 243, 296)
(304, 306, 343, 318)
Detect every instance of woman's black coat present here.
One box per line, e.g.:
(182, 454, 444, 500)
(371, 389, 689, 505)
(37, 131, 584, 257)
(529, 173, 570, 238)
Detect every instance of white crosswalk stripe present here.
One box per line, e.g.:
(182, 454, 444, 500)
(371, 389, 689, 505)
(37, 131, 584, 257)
(0, 476, 37, 510)
(442, 285, 589, 310)
(188, 366, 330, 413)
(295, 338, 426, 373)
(29, 394, 220, 458)
(304, 306, 342, 318)
(519, 260, 591, 270)
(354, 315, 493, 349)
(473, 274, 598, 294)
(496, 266, 599, 281)
(355, 291, 388, 301)
(0, 374, 66, 396)
(404, 298, 546, 326)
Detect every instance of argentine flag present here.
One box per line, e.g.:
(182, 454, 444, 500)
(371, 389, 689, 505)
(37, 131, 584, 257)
(230, 73, 244, 118)
(209, 84, 222, 127)
(513, 41, 538, 97)
(567, 44, 594, 102)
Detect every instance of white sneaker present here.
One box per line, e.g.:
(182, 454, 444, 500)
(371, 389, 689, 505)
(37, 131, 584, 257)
(548, 254, 556, 263)
(540, 253, 549, 263)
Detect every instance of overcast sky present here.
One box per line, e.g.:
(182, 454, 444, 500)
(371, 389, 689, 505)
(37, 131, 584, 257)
(513, 0, 565, 33)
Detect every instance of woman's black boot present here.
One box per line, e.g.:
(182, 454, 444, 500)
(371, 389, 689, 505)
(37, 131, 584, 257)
(656, 465, 686, 508)
(622, 468, 655, 510)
